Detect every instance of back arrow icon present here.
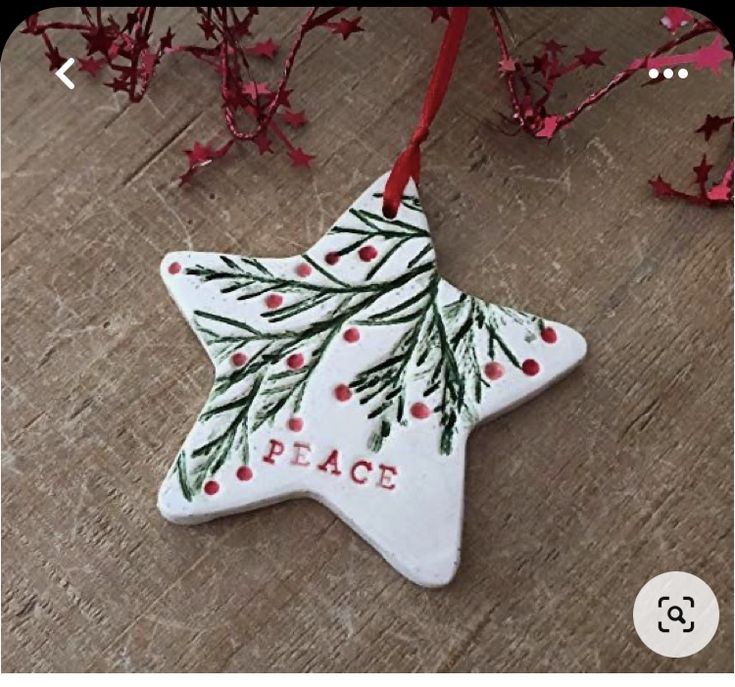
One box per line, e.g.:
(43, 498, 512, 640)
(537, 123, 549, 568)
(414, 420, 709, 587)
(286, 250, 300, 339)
(55, 58, 75, 90)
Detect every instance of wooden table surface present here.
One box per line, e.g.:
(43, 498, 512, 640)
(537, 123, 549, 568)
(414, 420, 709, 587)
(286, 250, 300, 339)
(2, 7, 732, 672)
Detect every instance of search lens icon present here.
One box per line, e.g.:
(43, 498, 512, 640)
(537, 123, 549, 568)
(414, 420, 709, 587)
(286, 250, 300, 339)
(667, 605, 686, 623)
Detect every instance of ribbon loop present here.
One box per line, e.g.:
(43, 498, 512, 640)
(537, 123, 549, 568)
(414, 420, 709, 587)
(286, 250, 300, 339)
(382, 7, 470, 218)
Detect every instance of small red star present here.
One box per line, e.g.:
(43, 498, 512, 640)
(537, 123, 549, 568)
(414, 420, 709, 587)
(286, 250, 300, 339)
(44, 45, 66, 71)
(160, 28, 175, 52)
(543, 39, 566, 57)
(289, 147, 315, 168)
(253, 132, 273, 155)
(198, 18, 216, 41)
(250, 39, 279, 60)
(661, 7, 692, 33)
(693, 155, 713, 186)
(83, 26, 114, 56)
(185, 142, 213, 166)
(428, 7, 450, 23)
(695, 114, 734, 141)
(576, 47, 605, 68)
(649, 176, 674, 198)
(78, 56, 106, 77)
(327, 17, 364, 40)
(498, 58, 517, 74)
(283, 110, 307, 128)
(693, 36, 732, 75)
(536, 116, 560, 140)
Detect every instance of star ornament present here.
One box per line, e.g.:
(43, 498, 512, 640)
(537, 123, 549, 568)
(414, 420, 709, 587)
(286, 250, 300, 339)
(158, 174, 587, 586)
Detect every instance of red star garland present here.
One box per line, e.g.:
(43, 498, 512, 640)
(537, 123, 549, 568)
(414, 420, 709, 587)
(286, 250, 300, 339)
(489, 7, 732, 206)
(650, 116, 734, 205)
(649, 158, 733, 206)
(24, 7, 732, 208)
(25, 7, 364, 183)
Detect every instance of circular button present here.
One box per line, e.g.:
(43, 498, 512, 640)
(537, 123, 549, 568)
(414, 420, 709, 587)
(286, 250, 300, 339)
(633, 571, 719, 658)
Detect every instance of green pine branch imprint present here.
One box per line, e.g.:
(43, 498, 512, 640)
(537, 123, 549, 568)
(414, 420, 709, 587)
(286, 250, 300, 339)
(174, 196, 544, 500)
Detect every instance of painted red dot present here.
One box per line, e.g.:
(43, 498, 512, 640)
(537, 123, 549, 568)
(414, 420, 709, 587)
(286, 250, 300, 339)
(287, 352, 304, 369)
(265, 293, 283, 309)
(343, 327, 360, 343)
(522, 359, 540, 376)
(231, 352, 248, 367)
(288, 417, 304, 432)
(203, 480, 219, 495)
(236, 466, 253, 481)
(541, 327, 558, 344)
(296, 262, 312, 278)
(410, 402, 431, 419)
(358, 245, 378, 262)
(484, 362, 504, 380)
(325, 251, 340, 265)
(168, 262, 182, 275)
(334, 384, 352, 402)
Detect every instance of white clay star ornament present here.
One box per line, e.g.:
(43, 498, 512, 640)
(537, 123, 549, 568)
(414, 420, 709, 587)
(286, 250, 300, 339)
(158, 174, 586, 586)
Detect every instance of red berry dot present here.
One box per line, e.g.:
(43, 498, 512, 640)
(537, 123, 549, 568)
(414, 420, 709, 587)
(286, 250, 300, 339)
(343, 327, 360, 343)
(541, 327, 558, 344)
(296, 262, 312, 278)
(287, 352, 304, 369)
(168, 262, 182, 275)
(484, 362, 504, 380)
(288, 417, 304, 432)
(265, 293, 283, 309)
(231, 352, 248, 367)
(358, 245, 378, 262)
(325, 251, 340, 265)
(236, 466, 253, 482)
(334, 384, 352, 402)
(410, 402, 431, 420)
(522, 359, 540, 376)
(203, 480, 219, 495)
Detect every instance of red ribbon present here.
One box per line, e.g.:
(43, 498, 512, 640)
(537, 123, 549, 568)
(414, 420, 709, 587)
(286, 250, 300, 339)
(382, 7, 470, 218)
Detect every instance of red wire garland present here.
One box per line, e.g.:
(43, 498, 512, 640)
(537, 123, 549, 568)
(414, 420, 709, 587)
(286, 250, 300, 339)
(23, 7, 733, 205)
(488, 7, 733, 205)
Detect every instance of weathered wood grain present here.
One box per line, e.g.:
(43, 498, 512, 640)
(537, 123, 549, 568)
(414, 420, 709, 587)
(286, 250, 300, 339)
(2, 7, 732, 672)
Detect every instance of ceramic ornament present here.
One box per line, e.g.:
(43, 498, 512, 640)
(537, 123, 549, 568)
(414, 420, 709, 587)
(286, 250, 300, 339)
(158, 173, 587, 587)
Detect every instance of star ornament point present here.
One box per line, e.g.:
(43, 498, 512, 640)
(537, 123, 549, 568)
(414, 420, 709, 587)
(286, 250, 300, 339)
(158, 174, 587, 586)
